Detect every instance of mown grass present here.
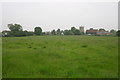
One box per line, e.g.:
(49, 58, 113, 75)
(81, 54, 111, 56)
(2, 36, 118, 78)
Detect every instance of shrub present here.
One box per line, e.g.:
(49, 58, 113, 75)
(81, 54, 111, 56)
(81, 45, 88, 48)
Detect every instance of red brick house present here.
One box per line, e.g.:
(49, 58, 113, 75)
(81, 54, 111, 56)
(86, 28, 98, 35)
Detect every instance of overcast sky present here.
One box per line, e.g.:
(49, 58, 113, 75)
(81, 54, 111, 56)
(1, 1, 118, 32)
(0, 3, 2, 32)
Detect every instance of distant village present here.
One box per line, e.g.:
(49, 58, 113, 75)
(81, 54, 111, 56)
(0, 24, 118, 37)
(41, 26, 116, 36)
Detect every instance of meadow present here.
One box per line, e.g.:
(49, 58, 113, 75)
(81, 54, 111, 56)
(2, 36, 118, 78)
(0, 37, 2, 79)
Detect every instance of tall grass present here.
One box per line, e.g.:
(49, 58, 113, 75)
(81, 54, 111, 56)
(0, 37, 2, 79)
(2, 36, 118, 78)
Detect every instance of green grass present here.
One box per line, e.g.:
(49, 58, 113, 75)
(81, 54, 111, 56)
(2, 36, 118, 78)
(0, 37, 2, 79)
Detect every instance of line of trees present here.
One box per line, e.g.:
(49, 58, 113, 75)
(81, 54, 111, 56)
(3, 24, 42, 37)
(2, 23, 120, 37)
(3, 24, 82, 37)
(50, 27, 82, 35)
(116, 30, 120, 37)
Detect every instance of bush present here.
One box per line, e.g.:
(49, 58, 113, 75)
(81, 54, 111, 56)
(81, 45, 88, 48)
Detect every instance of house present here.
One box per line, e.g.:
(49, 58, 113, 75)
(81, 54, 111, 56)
(96, 29, 112, 36)
(86, 28, 98, 35)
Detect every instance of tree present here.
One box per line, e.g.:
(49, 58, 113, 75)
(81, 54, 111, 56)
(63, 30, 73, 35)
(57, 29, 61, 35)
(14, 31, 26, 37)
(74, 29, 81, 35)
(24, 30, 28, 36)
(51, 30, 56, 35)
(8, 24, 22, 32)
(42, 32, 46, 35)
(0, 32, 2, 37)
(110, 29, 116, 35)
(71, 27, 76, 32)
(7, 23, 23, 36)
(63, 30, 69, 35)
(99, 28, 105, 31)
(71, 27, 76, 34)
(70, 27, 81, 35)
(27, 31, 34, 36)
(34, 27, 42, 35)
(116, 30, 120, 37)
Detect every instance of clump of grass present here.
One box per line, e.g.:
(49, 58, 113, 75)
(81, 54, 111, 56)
(85, 57, 89, 60)
(43, 46, 46, 48)
(28, 46, 32, 48)
(28, 45, 32, 48)
(39, 69, 48, 75)
(2, 72, 6, 77)
(33, 48, 37, 49)
(81, 45, 88, 48)
(9, 46, 12, 48)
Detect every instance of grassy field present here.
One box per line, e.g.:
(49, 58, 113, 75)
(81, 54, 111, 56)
(0, 37, 2, 79)
(2, 36, 118, 78)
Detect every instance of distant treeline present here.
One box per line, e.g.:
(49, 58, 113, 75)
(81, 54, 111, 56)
(1, 23, 120, 37)
(2, 24, 83, 37)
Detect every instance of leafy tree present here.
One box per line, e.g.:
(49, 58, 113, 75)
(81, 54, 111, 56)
(7, 23, 24, 36)
(116, 30, 120, 37)
(74, 29, 81, 35)
(8, 24, 22, 32)
(70, 27, 81, 35)
(71, 27, 76, 32)
(42, 32, 46, 35)
(63, 30, 69, 35)
(27, 31, 34, 36)
(57, 29, 61, 35)
(51, 30, 56, 35)
(14, 31, 26, 37)
(64, 30, 73, 35)
(0, 32, 2, 37)
(24, 30, 28, 36)
(34, 27, 42, 35)
(70, 27, 75, 34)
(110, 29, 116, 35)
(99, 28, 105, 31)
